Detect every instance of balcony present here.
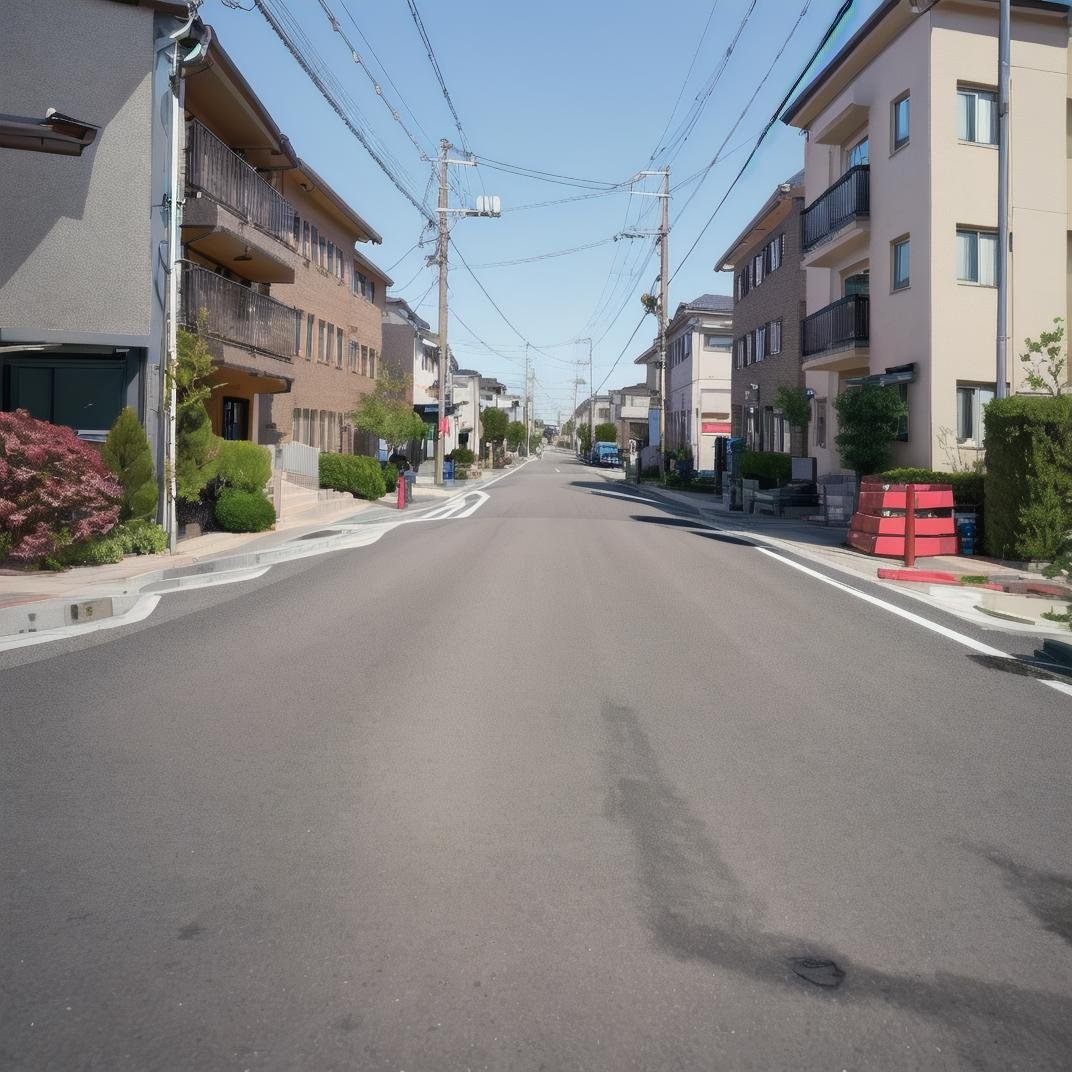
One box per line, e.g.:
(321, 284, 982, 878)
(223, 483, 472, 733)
(180, 261, 300, 362)
(800, 165, 870, 268)
(182, 120, 298, 283)
(801, 294, 870, 371)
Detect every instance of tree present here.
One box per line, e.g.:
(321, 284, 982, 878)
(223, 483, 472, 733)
(174, 326, 220, 503)
(774, 386, 811, 455)
(528, 432, 543, 454)
(834, 385, 907, 477)
(577, 423, 592, 454)
(561, 418, 575, 440)
(102, 406, 157, 521)
(505, 420, 526, 450)
(352, 368, 426, 454)
(480, 406, 509, 445)
(594, 422, 617, 444)
(1019, 317, 1067, 395)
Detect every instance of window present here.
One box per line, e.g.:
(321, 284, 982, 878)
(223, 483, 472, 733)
(310, 226, 320, 265)
(755, 324, 767, 362)
(956, 383, 995, 443)
(734, 338, 745, 369)
(354, 270, 375, 303)
(957, 86, 997, 145)
(704, 333, 731, 350)
(769, 319, 782, 355)
(292, 213, 301, 248)
(349, 340, 358, 372)
(846, 136, 869, 169)
(752, 252, 765, 287)
(767, 234, 783, 272)
(318, 235, 328, 269)
(957, 228, 998, 286)
(292, 407, 302, 443)
(361, 344, 370, 377)
(336, 330, 344, 368)
(815, 398, 827, 448)
(317, 320, 326, 362)
(302, 221, 311, 258)
(892, 237, 910, 290)
(892, 93, 910, 151)
(305, 313, 314, 359)
(745, 333, 754, 365)
(369, 349, 377, 378)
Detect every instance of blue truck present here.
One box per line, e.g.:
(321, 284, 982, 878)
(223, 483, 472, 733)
(591, 441, 620, 467)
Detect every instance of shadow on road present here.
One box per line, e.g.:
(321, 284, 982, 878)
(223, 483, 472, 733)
(601, 700, 1072, 1068)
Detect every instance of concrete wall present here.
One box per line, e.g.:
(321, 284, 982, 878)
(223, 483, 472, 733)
(0, 0, 158, 339)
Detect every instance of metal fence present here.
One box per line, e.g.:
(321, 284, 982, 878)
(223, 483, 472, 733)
(801, 165, 869, 253)
(802, 294, 870, 358)
(185, 119, 296, 246)
(274, 441, 320, 487)
(180, 262, 300, 359)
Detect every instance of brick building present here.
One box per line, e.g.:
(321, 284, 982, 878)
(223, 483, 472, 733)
(715, 172, 807, 455)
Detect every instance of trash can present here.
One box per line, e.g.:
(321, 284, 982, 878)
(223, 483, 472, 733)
(403, 470, 416, 503)
(956, 513, 977, 555)
(443, 459, 454, 481)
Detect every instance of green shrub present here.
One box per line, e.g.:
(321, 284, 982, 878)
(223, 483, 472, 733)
(0, 531, 11, 562)
(102, 406, 157, 521)
(216, 439, 272, 492)
(451, 447, 475, 466)
(740, 451, 792, 487)
(215, 489, 276, 533)
(879, 468, 984, 508)
(381, 462, 399, 492)
(174, 327, 220, 503)
(834, 385, 906, 476)
(116, 519, 168, 556)
(54, 533, 127, 568)
(319, 452, 387, 500)
(983, 394, 1072, 560)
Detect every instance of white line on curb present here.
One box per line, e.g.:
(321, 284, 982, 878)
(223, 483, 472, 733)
(756, 547, 1072, 699)
(0, 596, 162, 653)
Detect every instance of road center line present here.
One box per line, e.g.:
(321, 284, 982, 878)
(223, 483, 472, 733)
(756, 547, 1072, 698)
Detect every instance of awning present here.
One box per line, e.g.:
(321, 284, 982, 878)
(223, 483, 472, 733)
(845, 362, 916, 388)
(414, 402, 456, 419)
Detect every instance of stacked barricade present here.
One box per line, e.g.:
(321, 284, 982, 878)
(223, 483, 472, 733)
(847, 480, 958, 559)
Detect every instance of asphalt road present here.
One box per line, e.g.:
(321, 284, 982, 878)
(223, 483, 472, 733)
(2, 451, 1071, 1071)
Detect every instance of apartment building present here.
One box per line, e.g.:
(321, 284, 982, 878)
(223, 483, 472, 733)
(782, 0, 1069, 474)
(0, 0, 189, 470)
(634, 294, 734, 470)
(180, 37, 389, 453)
(715, 173, 808, 455)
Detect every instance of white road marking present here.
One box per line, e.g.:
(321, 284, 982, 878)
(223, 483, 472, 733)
(756, 547, 1072, 698)
(554, 467, 561, 473)
(592, 490, 660, 504)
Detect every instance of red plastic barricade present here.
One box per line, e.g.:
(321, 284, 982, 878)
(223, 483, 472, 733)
(847, 480, 958, 560)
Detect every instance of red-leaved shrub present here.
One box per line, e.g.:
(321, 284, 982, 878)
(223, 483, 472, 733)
(0, 409, 122, 564)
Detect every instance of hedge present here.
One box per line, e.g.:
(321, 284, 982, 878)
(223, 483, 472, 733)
(983, 394, 1072, 561)
(216, 439, 272, 492)
(381, 462, 399, 493)
(215, 489, 276, 533)
(878, 468, 984, 509)
(319, 452, 387, 500)
(740, 451, 792, 487)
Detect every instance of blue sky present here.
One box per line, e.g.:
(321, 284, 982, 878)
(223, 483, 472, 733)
(202, 0, 876, 420)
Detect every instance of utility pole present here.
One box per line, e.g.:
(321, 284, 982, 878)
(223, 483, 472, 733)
(995, 0, 1010, 398)
(658, 167, 670, 469)
(571, 375, 584, 453)
(433, 142, 501, 483)
(522, 343, 530, 457)
(435, 138, 450, 484)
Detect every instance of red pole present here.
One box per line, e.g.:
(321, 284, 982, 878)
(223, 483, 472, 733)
(904, 483, 916, 568)
(397, 471, 406, 510)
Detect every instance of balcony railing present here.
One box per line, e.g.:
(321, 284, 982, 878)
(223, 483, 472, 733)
(185, 119, 296, 247)
(802, 294, 870, 357)
(180, 262, 300, 360)
(800, 165, 869, 253)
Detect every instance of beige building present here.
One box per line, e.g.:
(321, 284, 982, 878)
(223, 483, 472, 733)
(634, 294, 734, 471)
(782, 0, 1069, 475)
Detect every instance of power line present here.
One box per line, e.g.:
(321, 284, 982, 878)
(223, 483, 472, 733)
(467, 237, 617, 269)
(251, 0, 435, 224)
(669, 0, 856, 284)
(472, 155, 628, 191)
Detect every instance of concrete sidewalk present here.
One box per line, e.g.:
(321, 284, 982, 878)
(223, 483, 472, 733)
(0, 476, 481, 640)
(637, 481, 1071, 638)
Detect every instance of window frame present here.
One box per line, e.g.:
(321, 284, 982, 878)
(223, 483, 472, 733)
(957, 85, 998, 146)
(891, 92, 910, 152)
(769, 319, 782, 355)
(891, 236, 910, 291)
(956, 227, 999, 286)
(956, 382, 996, 444)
